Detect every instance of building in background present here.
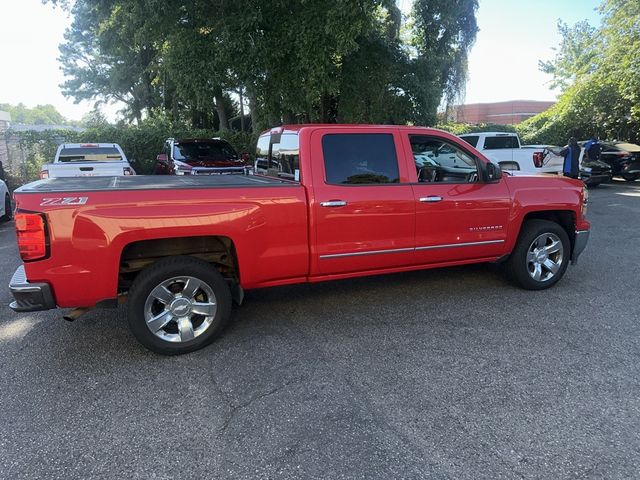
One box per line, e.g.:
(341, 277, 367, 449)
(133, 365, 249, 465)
(448, 100, 555, 125)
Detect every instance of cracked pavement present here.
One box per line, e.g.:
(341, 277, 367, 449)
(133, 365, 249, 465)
(1, 179, 639, 479)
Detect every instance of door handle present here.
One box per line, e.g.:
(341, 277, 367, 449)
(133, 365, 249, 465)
(320, 200, 348, 207)
(419, 196, 443, 203)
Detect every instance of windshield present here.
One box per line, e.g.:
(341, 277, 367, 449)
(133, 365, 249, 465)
(58, 147, 123, 162)
(173, 141, 238, 161)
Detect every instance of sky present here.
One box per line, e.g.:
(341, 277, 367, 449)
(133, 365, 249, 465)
(0, 0, 602, 122)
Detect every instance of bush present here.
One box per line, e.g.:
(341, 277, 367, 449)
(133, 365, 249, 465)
(7, 118, 258, 184)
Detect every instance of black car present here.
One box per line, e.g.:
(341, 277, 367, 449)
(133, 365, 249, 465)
(598, 142, 640, 181)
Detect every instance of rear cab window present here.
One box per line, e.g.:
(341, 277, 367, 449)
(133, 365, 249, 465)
(482, 136, 520, 150)
(57, 147, 123, 162)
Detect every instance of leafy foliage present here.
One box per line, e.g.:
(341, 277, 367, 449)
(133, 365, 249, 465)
(6, 119, 256, 185)
(522, 0, 640, 144)
(49, 0, 479, 129)
(0, 103, 68, 125)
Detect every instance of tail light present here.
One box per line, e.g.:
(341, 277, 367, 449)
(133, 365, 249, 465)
(533, 152, 544, 168)
(15, 213, 49, 261)
(40, 170, 49, 179)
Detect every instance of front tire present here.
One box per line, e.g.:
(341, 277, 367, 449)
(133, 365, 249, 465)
(127, 256, 232, 355)
(506, 220, 570, 290)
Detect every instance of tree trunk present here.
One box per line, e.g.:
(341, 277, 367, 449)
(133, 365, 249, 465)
(214, 87, 229, 132)
(247, 88, 259, 132)
(239, 86, 245, 132)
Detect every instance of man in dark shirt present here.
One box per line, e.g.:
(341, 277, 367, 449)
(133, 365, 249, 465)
(550, 137, 580, 179)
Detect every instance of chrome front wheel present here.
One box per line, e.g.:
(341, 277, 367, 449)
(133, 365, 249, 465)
(526, 233, 564, 282)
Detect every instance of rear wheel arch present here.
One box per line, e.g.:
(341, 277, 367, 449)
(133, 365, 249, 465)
(117, 235, 241, 296)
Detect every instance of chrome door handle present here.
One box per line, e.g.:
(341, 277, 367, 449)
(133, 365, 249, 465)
(320, 200, 348, 207)
(419, 196, 443, 203)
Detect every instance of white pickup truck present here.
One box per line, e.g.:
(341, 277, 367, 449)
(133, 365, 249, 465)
(40, 143, 135, 179)
(458, 132, 563, 174)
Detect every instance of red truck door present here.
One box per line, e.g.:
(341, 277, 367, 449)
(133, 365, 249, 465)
(401, 131, 512, 264)
(309, 128, 415, 276)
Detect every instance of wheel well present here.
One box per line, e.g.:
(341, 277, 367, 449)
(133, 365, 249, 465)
(522, 210, 576, 249)
(118, 236, 239, 292)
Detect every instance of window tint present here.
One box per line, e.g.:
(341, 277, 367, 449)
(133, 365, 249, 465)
(410, 135, 478, 184)
(460, 135, 479, 148)
(322, 134, 399, 185)
(483, 136, 519, 149)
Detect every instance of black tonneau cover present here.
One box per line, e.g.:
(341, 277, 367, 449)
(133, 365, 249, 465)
(16, 174, 292, 193)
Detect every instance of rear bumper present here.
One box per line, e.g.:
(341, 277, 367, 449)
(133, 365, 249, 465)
(581, 172, 612, 185)
(571, 230, 590, 265)
(9, 265, 56, 312)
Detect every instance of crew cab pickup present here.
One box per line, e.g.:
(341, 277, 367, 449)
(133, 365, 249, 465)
(459, 132, 564, 174)
(40, 143, 135, 179)
(8, 125, 590, 355)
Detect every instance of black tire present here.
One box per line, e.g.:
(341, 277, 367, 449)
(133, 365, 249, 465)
(1, 194, 12, 222)
(505, 219, 570, 290)
(587, 182, 600, 188)
(621, 173, 639, 182)
(127, 256, 232, 355)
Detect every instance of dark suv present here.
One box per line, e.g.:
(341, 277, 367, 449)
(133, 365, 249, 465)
(597, 142, 640, 181)
(153, 138, 251, 175)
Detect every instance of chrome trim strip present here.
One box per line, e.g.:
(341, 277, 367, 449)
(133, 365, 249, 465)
(415, 239, 504, 251)
(320, 247, 414, 259)
(320, 240, 505, 259)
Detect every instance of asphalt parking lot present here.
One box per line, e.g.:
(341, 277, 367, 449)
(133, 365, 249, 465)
(1, 180, 639, 480)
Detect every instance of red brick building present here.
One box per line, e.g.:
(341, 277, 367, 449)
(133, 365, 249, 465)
(449, 100, 555, 125)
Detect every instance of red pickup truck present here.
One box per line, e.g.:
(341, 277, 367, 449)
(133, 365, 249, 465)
(8, 125, 590, 354)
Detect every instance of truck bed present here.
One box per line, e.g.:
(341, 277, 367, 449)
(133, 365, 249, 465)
(16, 174, 291, 193)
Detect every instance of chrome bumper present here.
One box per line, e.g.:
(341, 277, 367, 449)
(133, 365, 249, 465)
(571, 230, 590, 265)
(8, 265, 56, 312)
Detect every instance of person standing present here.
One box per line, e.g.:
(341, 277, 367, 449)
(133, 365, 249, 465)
(549, 137, 580, 179)
(583, 135, 602, 162)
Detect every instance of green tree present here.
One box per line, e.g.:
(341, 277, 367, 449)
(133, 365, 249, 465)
(0, 103, 67, 125)
(521, 0, 640, 144)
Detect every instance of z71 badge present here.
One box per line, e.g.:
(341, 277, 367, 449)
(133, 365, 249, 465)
(40, 197, 89, 206)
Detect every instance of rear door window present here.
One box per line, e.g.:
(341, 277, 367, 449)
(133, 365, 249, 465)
(482, 136, 519, 149)
(322, 134, 399, 185)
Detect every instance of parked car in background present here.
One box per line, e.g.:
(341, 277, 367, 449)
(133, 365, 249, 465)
(154, 138, 251, 175)
(40, 143, 135, 179)
(458, 132, 563, 174)
(0, 163, 11, 221)
(597, 142, 640, 181)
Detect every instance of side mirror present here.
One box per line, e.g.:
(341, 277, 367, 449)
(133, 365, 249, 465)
(485, 162, 502, 182)
(156, 153, 168, 163)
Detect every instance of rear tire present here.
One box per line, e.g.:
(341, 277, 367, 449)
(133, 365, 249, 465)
(127, 256, 232, 355)
(1, 195, 11, 222)
(622, 173, 639, 182)
(505, 220, 570, 290)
